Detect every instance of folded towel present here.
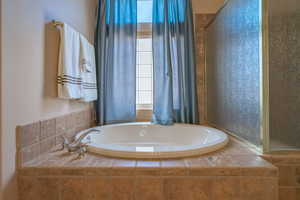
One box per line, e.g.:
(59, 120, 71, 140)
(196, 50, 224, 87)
(57, 23, 82, 99)
(79, 35, 98, 102)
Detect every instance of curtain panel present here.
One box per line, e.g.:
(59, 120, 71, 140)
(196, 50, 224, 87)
(152, 0, 199, 125)
(95, 0, 137, 125)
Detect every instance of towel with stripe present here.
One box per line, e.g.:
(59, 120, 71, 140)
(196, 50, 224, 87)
(79, 35, 98, 102)
(57, 23, 98, 102)
(57, 23, 82, 99)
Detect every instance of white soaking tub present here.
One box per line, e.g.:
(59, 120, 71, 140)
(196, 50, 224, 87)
(78, 122, 229, 159)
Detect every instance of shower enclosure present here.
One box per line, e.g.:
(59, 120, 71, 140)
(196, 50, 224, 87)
(205, 0, 300, 152)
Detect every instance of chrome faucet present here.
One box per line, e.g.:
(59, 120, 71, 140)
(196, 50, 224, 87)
(60, 128, 101, 157)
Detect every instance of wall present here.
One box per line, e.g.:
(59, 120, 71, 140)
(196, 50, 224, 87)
(0, 0, 97, 199)
(268, 0, 300, 150)
(206, 0, 261, 146)
(192, 0, 225, 13)
(0, 0, 2, 198)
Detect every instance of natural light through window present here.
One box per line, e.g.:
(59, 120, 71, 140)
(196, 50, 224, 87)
(136, 0, 153, 110)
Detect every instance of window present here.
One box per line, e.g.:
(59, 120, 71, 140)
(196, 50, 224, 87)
(136, 0, 153, 110)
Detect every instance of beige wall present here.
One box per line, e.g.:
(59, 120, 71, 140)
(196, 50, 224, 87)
(0, 0, 2, 199)
(0, 0, 97, 199)
(0, 0, 224, 199)
(192, 0, 225, 13)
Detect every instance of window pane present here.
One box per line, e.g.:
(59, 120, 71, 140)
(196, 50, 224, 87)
(138, 77, 152, 90)
(137, 38, 152, 51)
(138, 52, 152, 65)
(137, 0, 153, 23)
(136, 1, 153, 110)
(138, 91, 152, 104)
(137, 65, 152, 77)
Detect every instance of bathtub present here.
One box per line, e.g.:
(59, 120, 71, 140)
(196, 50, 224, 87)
(78, 122, 229, 159)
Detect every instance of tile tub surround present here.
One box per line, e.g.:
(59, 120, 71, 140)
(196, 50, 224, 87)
(194, 14, 215, 124)
(262, 152, 300, 200)
(16, 108, 96, 166)
(18, 138, 278, 200)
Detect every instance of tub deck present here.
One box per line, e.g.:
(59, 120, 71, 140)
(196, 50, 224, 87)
(18, 137, 278, 200)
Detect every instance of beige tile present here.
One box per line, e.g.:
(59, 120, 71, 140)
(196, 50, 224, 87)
(20, 143, 40, 164)
(236, 155, 273, 167)
(111, 177, 135, 200)
(86, 177, 111, 200)
(66, 112, 76, 131)
(74, 111, 84, 126)
(261, 155, 273, 162)
(19, 167, 66, 176)
(212, 177, 240, 200)
(240, 177, 278, 200)
(111, 159, 136, 176)
(84, 167, 112, 176)
(55, 134, 65, 146)
(19, 176, 59, 200)
(186, 156, 241, 176)
(279, 187, 297, 200)
(63, 154, 98, 168)
(297, 188, 300, 200)
(73, 111, 91, 132)
(60, 177, 88, 200)
(21, 155, 45, 167)
(164, 177, 213, 200)
(55, 115, 67, 135)
(18, 122, 41, 148)
(278, 165, 297, 186)
(18, 168, 41, 176)
(38, 151, 72, 167)
(135, 160, 161, 176)
(270, 155, 300, 165)
(186, 157, 213, 176)
(296, 166, 300, 175)
(236, 155, 278, 177)
(40, 136, 56, 155)
(85, 155, 114, 176)
(240, 166, 278, 177)
(185, 156, 212, 167)
(207, 155, 241, 166)
(161, 159, 188, 176)
(83, 109, 92, 123)
(135, 177, 163, 200)
(296, 166, 300, 187)
(40, 119, 56, 140)
(75, 124, 88, 134)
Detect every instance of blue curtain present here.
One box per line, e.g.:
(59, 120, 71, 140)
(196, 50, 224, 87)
(95, 0, 137, 125)
(152, 0, 199, 125)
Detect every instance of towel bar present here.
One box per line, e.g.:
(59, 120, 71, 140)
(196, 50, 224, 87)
(52, 20, 63, 27)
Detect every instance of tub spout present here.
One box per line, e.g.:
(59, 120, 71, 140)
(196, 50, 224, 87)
(60, 128, 101, 158)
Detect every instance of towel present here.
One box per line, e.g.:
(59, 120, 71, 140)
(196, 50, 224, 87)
(79, 35, 98, 102)
(57, 23, 82, 99)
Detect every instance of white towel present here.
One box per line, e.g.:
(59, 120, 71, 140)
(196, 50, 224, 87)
(79, 35, 98, 102)
(57, 23, 82, 99)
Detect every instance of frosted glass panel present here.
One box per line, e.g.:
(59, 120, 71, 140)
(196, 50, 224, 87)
(206, 0, 261, 146)
(268, 0, 300, 150)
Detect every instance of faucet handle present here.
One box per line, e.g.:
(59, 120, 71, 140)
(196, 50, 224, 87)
(77, 143, 88, 158)
(59, 135, 70, 151)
